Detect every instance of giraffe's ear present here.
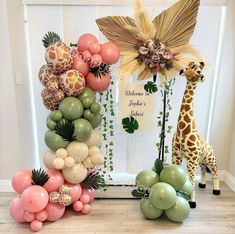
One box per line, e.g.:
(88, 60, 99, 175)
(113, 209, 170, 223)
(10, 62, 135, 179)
(179, 69, 184, 75)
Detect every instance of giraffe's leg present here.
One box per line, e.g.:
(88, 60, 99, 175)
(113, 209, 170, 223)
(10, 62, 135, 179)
(172, 134, 183, 165)
(205, 149, 220, 195)
(198, 164, 207, 189)
(187, 155, 200, 209)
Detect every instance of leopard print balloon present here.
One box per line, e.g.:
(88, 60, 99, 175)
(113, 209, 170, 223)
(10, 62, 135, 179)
(59, 185, 70, 195)
(45, 42, 72, 73)
(58, 194, 72, 207)
(59, 69, 85, 96)
(49, 192, 60, 203)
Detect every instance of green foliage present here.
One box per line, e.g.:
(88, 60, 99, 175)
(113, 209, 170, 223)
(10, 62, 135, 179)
(42, 31, 61, 48)
(81, 171, 106, 190)
(154, 159, 164, 176)
(31, 168, 49, 186)
(90, 63, 110, 78)
(131, 189, 149, 199)
(177, 190, 191, 201)
(55, 119, 76, 141)
(122, 117, 139, 134)
(144, 81, 158, 94)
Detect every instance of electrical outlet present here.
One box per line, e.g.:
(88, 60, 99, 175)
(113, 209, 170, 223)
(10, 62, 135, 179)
(15, 73, 23, 86)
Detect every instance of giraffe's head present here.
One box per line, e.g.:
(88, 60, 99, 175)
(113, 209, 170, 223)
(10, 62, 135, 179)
(179, 62, 205, 83)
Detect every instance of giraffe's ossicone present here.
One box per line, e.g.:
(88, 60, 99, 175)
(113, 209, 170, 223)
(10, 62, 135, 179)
(172, 62, 220, 209)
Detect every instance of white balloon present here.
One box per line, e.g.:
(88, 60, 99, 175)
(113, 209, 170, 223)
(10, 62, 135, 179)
(66, 142, 89, 162)
(64, 157, 75, 168)
(85, 130, 103, 147)
(43, 150, 57, 169)
(53, 157, 64, 169)
(89, 146, 100, 156)
(56, 148, 68, 158)
(83, 156, 94, 168)
(62, 163, 87, 184)
(91, 153, 104, 165)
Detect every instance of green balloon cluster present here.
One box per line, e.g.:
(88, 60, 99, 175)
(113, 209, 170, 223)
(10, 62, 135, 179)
(44, 88, 103, 151)
(136, 165, 192, 223)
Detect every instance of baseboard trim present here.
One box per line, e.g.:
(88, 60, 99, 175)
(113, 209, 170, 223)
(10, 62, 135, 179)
(1, 170, 234, 193)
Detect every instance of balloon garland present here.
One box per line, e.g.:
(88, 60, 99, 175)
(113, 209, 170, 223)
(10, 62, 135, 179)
(9, 32, 120, 232)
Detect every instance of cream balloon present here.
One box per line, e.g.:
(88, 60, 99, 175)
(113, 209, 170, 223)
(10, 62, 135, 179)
(64, 157, 75, 168)
(91, 153, 104, 165)
(83, 156, 94, 168)
(53, 157, 65, 169)
(85, 130, 103, 147)
(56, 148, 68, 159)
(62, 163, 87, 184)
(43, 150, 57, 169)
(66, 142, 88, 162)
(89, 146, 100, 156)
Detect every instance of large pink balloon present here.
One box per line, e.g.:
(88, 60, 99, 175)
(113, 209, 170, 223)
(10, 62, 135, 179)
(100, 42, 120, 64)
(9, 197, 26, 222)
(82, 189, 95, 201)
(12, 169, 32, 194)
(21, 185, 49, 213)
(77, 33, 98, 52)
(72, 57, 89, 77)
(43, 169, 64, 193)
(36, 210, 48, 222)
(23, 211, 35, 222)
(45, 203, 65, 221)
(86, 72, 110, 93)
(65, 183, 82, 203)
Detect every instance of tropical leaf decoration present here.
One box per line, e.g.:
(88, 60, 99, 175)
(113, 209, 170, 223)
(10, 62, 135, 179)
(96, 0, 202, 83)
(81, 171, 106, 190)
(122, 117, 139, 134)
(55, 119, 76, 141)
(131, 188, 149, 199)
(154, 159, 164, 176)
(144, 81, 158, 94)
(31, 168, 49, 186)
(42, 31, 61, 48)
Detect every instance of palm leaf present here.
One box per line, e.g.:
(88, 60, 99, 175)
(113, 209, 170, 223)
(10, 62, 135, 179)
(55, 119, 76, 141)
(122, 117, 139, 134)
(144, 81, 158, 94)
(32, 168, 49, 186)
(81, 172, 106, 190)
(96, 16, 139, 51)
(153, 0, 200, 48)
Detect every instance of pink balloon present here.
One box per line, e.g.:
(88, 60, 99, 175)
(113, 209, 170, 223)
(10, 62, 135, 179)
(30, 220, 43, 232)
(80, 194, 90, 204)
(45, 203, 65, 221)
(90, 54, 103, 68)
(100, 42, 120, 64)
(23, 211, 35, 222)
(77, 33, 98, 52)
(43, 169, 64, 193)
(65, 183, 82, 203)
(9, 197, 26, 222)
(81, 204, 91, 215)
(82, 189, 95, 201)
(36, 210, 48, 222)
(73, 201, 83, 212)
(12, 169, 32, 193)
(72, 57, 89, 77)
(89, 42, 101, 54)
(21, 185, 49, 213)
(86, 72, 110, 92)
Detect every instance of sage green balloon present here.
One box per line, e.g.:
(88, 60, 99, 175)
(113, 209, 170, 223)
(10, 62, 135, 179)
(49, 110, 62, 122)
(136, 170, 159, 189)
(165, 196, 190, 222)
(83, 109, 95, 121)
(59, 97, 84, 121)
(160, 164, 187, 191)
(90, 113, 102, 128)
(73, 118, 92, 142)
(46, 118, 56, 130)
(180, 180, 193, 197)
(90, 102, 101, 114)
(140, 198, 163, 219)
(149, 182, 177, 210)
(44, 130, 69, 151)
(82, 97, 93, 109)
(78, 87, 95, 102)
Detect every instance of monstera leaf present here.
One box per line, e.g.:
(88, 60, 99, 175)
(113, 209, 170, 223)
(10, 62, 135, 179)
(122, 117, 139, 134)
(144, 81, 158, 94)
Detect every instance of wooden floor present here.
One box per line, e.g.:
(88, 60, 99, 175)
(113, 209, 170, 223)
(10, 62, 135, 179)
(0, 182, 235, 234)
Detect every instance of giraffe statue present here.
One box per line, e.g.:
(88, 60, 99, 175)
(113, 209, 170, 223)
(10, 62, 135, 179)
(172, 61, 220, 208)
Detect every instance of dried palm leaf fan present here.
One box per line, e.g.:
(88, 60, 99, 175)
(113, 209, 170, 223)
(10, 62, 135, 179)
(96, 0, 202, 83)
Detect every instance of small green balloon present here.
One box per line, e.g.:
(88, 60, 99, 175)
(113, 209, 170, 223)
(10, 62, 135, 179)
(59, 97, 84, 121)
(49, 110, 62, 122)
(160, 164, 187, 191)
(89, 113, 102, 128)
(140, 198, 163, 219)
(180, 180, 193, 197)
(46, 118, 56, 130)
(83, 109, 95, 121)
(73, 118, 92, 142)
(82, 97, 93, 109)
(78, 87, 95, 102)
(90, 102, 101, 113)
(149, 182, 177, 210)
(136, 170, 159, 189)
(165, 196, 190, 222)
(44, 130, 69, 151)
